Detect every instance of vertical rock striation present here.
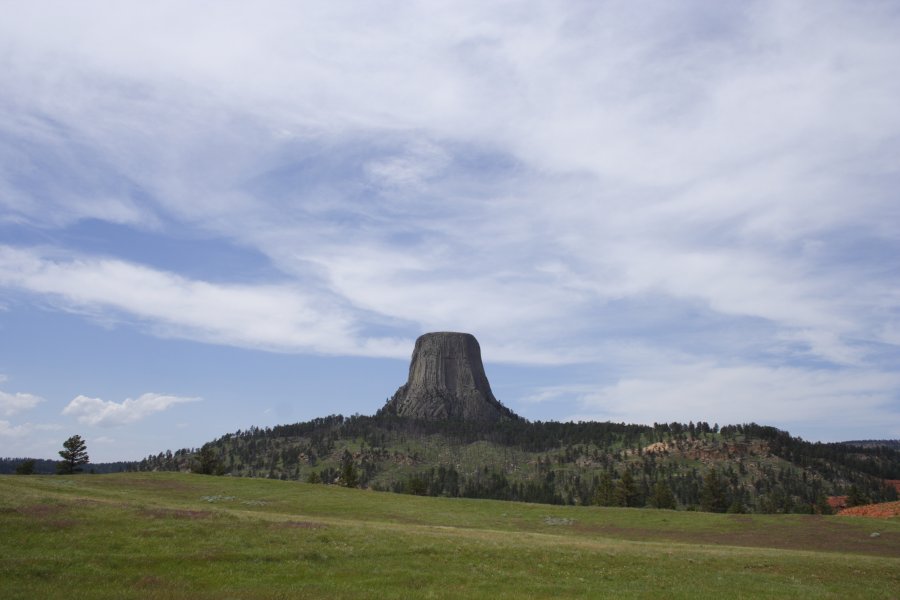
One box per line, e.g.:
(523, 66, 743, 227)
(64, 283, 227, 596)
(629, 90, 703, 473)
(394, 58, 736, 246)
(381, 332, 518, 421)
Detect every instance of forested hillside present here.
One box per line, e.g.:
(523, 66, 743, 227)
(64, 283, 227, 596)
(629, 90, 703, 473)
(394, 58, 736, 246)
(0, 457, 136, 475)
(136, 415, 900, 514)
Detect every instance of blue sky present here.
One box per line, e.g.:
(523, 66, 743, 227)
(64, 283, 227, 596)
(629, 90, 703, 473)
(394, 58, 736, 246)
(2, 1, 899, 462)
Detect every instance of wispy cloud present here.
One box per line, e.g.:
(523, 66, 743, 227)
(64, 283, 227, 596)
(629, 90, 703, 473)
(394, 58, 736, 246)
(0, 420, 62, 438)
(0, 245, 411, 358)
(62, 393, 201, 427)
(562, 362, 900, 440)
(0, 2, 898, 435)
(0, 388, 44, 417)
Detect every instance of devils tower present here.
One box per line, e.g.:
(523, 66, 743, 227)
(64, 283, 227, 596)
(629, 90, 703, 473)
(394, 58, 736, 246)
(381, 332, 518, 421)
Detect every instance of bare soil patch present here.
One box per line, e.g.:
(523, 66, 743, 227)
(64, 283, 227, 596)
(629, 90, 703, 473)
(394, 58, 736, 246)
(274, 520, 326, 530)
(838, 501, 900, 519)
(574, 515, 900, 557)
(18, 504, 68, 519)
(140, 508, 214, 520)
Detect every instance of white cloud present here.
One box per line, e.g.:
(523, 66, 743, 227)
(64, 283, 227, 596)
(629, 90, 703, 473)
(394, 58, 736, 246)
(0, 420, 62, 438)
(0, 245, 411, 358)
(561, 362, 900, 440)
(0, 0, 898, 446)
(0, 389, 45, 416)
(62, 393, 201, 427)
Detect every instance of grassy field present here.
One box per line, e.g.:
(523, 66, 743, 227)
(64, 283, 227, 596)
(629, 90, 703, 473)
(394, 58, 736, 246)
(1, 473, 898, 599)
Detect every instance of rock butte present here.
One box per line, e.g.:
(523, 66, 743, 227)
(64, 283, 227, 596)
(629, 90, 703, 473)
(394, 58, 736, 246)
(381, 332, 518, 422)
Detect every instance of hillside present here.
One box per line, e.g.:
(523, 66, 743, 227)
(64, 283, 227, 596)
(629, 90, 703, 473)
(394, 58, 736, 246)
(0, 458, 136, 475)
(124, 332, 900, 513)
(844, 440, 900, 451)
(1, 472, 898, 599)
(136, 415, 900, 514)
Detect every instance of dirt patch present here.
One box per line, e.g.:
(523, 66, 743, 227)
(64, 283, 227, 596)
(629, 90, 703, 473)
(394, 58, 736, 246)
(140, 508, 214, 520)
(838, 501, 900, 519)
(44, 519, 78, 529)
(136, 575, 166, 588)
(573, 515, 900, 557)
(274, 521, 326, 530)
(18, 504, 68, 518)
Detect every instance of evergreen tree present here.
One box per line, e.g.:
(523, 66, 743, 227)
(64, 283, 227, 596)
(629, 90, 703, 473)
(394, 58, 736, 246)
(57, 435, 89, 474)
(700, 469, 728, 513)
(15, 459, 36, 475)
(593, 471, 616, 506)
(614, 470, 640, 507)
(195, 444, 222, 475)
(648, 480, 676, 509)
(815, 493, 834, 515)
(846, 485, 868, 507)
(340, 451, 358, 488)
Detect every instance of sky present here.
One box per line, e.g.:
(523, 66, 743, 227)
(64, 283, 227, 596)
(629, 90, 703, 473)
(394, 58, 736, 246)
(1, 1, 899, 462)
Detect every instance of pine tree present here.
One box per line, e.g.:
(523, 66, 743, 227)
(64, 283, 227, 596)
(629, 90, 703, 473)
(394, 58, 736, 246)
(593, 471, 616, 506)
(649, 480, 676, 509)
(15, 459, 36, 475)
(846, 485, 868, 507)
(700, 469, 728, 512)
(614, 469, 640, 507)
(340, 451, 358, 488)
(815, 493, 834, 515)
(195, 444, 222, 475)
(57, 435, 90, 474)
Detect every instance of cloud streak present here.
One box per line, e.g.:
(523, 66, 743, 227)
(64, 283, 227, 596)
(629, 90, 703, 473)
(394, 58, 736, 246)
(62, 393, 202, 427)
(0, 420, 61, 438)
(0, 245, 410, 358)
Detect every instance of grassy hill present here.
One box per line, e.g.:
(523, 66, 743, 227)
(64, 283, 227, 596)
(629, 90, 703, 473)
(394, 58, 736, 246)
(1, 472, 898, 599)
(137, 416, 900, 513)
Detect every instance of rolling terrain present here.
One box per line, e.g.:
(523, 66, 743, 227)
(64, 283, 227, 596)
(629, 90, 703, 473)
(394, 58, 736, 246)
(137, 416, 900, 514)
(1, 472, 898, 599)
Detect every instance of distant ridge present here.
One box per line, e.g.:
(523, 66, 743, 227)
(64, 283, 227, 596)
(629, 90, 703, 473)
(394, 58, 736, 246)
(379, 332, 518, 422)
(842, 440, 900, 450)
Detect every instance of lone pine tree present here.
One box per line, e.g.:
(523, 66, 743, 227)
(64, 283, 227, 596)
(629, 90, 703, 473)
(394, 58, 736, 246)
(57, 435, 89, 474)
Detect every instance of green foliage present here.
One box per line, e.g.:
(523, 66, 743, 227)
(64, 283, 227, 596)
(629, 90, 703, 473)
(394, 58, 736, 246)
(846, 485, 868, 508)
(614, 469, 640, 507)
(57, 435, 89, 475)
(649, 480, 677, 509)
(593, 470, 616, 506)
(339, 451, 358, 488)
(700, 470, 729, 513)
(133, 415, 900, 514)
(14, 459, 35, 475)
(816, 493, 834, 515)
(194, 444, 223, 475)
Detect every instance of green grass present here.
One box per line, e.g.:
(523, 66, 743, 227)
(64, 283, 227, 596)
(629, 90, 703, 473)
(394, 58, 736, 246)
(1, 473, 898, 599)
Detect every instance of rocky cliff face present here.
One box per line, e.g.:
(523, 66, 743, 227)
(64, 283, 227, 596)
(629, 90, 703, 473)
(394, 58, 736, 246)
(381, 332, 518, 421)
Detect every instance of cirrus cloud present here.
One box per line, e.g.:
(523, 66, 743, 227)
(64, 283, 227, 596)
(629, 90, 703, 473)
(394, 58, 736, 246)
(0, 1, 899, 444)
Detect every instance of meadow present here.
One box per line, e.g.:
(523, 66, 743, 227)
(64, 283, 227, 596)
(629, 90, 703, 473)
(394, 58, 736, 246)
(1, 472, 898, 599)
